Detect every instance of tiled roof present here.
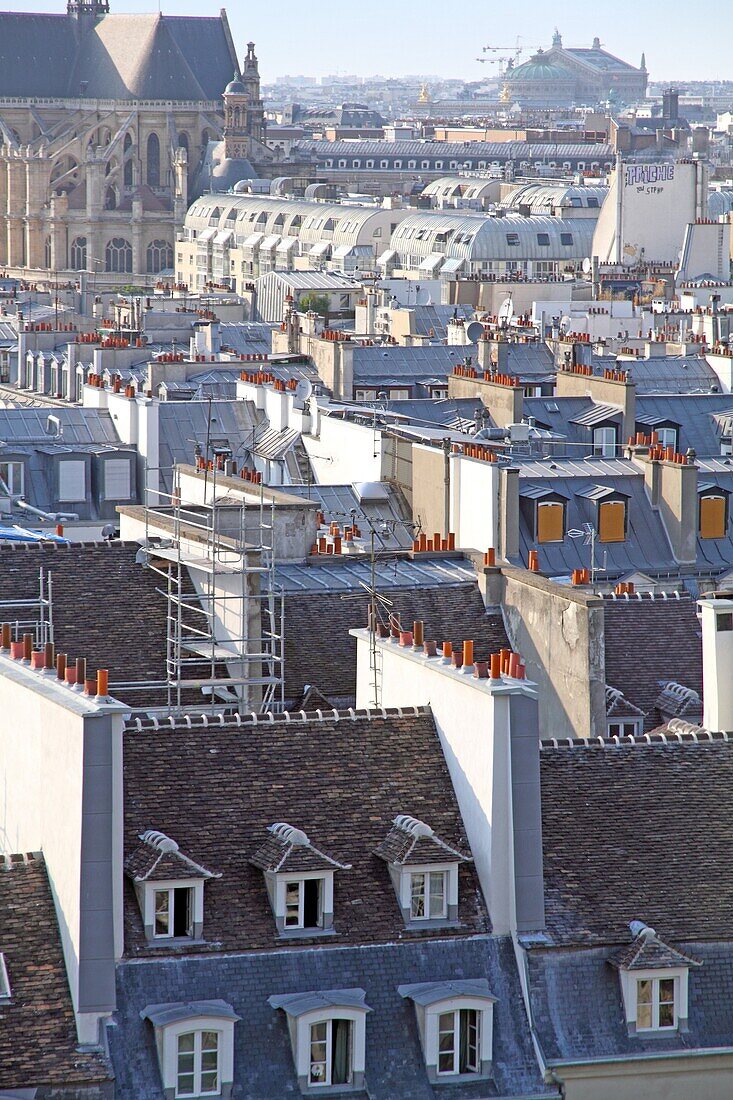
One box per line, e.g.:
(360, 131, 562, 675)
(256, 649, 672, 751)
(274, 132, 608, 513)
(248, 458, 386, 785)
(374, 816, 472, 866)
(124, 831, 219, 883)
(0, 853, 112, 1091)
(250, 823, 351, 873)
(283, 579, 509, 705)
(0, 541, 169, 707)
(122, 709, 488, 955)
(603, 595, 702, 731)
(109, 936, 554, 1098)
(610, 929, 702, 970)
(540, 738, 733, 944)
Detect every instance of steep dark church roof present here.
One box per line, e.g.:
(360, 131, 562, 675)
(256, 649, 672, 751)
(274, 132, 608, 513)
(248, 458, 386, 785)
(0, 6, 238, 100)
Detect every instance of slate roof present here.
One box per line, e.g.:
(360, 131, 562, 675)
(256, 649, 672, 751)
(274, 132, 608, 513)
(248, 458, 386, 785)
(352, 344, 467, 388)
(529, 941, 733, 1066)
(610, 929, 702, 970)
(281, 574, 510, 705)
(539, 738, 733, 945)
(156, 398, 261, 490)
(603, 595, 702, 731)
(122, 709, 488, 955)
(109, 936, 555, 1099)
(0, 853, 112, 1092)
(0, 10, 237, 101)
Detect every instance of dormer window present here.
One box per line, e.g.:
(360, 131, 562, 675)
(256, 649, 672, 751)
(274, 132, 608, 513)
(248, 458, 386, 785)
(269, 989, 371, 1094)
(250, 823, 351, 936)
(537, 499, 565, 543)
(0, 952, 10, 1000)
(141, 1000, 240, 1099)
(399, 981, 496, 1083)
(699, 487, 728, 539)
(124, 830, 219, 944)
(373, 815, 471, 928)
(611, 922, 702, 1036)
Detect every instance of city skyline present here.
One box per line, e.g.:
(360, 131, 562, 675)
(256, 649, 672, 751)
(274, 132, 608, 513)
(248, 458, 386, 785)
(7, 0, 731, 84)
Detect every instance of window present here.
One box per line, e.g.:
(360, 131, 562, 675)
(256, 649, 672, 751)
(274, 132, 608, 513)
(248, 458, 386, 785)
(438, 1008, 480, 1075)
(147, 132, 161, 187)
(309, 1018, 353, 1086)
(285, 878, 323, 929)
(410, 870, 446, 920)
(506, 232, 520, 246)
(607, 720, 643, 737)
(105, 237, 132, 274)
(700, 494, 726, 539)
(0, 952, 10, 1000)
(176, 1030, 220, 1097)
(636, 977, 676, 1030)
(560, 232, 574, 246)
(657, 426, 677, 449)
(124, 133, 133, 186)
(105, 458, 132, 499)
(70, 235, 87, 271)
(599, 500, 626, 543)
(537, 232, 550, 246)
(58, 459, 85, 502)
(154, 886, 194, 938)
(537, 501, 564, 543)
(0, 461, 23, 496)
(147, 239, 174, 274)
(593, 426, 617, 457)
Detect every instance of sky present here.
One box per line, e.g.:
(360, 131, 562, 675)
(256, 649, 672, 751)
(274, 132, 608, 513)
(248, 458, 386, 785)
(14, 0, 731, 83)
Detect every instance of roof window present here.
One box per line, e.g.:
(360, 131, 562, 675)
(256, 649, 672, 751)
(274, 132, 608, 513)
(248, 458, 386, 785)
(269, 989, 371, 1093)
(124, 830, 219, 943)
(399, 981, 495, 1082)
(374, 815, 471, 928)
(611, 922, 702, 1036)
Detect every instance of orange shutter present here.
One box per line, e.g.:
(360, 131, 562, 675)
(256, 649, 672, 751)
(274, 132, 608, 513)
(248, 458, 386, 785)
(599, 500, 626, 543)
(537, 501, 564, 543)
(700, 495, 726, 539)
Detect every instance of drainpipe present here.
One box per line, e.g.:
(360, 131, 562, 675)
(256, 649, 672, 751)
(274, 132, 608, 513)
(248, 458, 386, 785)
(442, 436, 451, 536)
(16, 500, 79, 522)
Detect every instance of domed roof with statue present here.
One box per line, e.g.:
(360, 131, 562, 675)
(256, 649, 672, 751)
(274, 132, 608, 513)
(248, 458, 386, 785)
(508, 49, 573, 85)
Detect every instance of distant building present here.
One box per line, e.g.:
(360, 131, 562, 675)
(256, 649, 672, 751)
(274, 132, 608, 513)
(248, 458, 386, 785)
(0, 2, 271, 278)
(503, 30, 648, 109)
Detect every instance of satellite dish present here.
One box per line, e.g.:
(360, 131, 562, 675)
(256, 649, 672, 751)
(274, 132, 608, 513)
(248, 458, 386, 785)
(295, 378, 313, 403)
(582, 257, 592, 274)
(466, 320, 485, 344)
(498, 296, 513, 323)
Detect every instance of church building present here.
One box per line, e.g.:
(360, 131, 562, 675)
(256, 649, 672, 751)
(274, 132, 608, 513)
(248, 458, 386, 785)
(0, 1, 271, 279)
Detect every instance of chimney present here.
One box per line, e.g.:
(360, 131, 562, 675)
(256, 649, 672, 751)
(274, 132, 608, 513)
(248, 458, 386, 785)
(698, 596, 733, 732)
(352, 627, 545, 934)
(657, 451, 698, 564)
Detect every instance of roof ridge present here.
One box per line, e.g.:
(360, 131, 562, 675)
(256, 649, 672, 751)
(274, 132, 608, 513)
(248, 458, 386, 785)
(126, 705, 432, 732)
(541, 726, 726, 749)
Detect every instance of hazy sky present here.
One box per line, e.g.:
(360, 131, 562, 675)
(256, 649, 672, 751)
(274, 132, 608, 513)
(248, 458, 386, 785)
(18, 0, 730, 82)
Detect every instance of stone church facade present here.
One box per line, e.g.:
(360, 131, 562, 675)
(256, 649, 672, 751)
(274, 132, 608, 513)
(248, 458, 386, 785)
(0, 0, 270, 280)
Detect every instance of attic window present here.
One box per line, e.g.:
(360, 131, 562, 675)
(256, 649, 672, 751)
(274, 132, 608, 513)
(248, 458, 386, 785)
(537, 500, 565, 543)
(268, 989, 371, 1093)
(250, 822, 351, 936)
(611, 922, 701, 1036)
(141, 1001, 240, 1099)
(373, 815, 471, 928)
(636, 977, 676, 1030)
(124, 830, 219, 944)
(399, 981, 495, 1083)
(700, 493, 727, 540)
(598, 499, 626, 543)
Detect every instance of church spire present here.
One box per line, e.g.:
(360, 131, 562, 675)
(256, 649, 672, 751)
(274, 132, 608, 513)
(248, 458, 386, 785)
(640, 51, 647, 71)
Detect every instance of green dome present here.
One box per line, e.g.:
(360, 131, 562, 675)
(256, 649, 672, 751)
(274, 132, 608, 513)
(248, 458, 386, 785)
(509, 53, 573, 83)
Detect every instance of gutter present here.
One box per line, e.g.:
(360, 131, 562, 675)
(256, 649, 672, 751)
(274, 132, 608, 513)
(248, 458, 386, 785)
(512, 931, 561, 1092)
(549, 1045, 733, 1069)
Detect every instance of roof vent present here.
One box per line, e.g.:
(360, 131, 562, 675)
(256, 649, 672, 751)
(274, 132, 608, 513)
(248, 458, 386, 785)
(140, 830, 180, 854)
(629, 920, 656, 940)
(393, 814, 434, 838)
(269, 822, 310, 847)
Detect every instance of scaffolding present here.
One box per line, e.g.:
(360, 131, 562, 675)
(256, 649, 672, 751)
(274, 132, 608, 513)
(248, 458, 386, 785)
(0, 568, 54, 648)
(136, 464, 285, 716)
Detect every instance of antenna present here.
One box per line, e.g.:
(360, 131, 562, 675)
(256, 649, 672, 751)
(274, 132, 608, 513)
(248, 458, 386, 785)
(294, 378, 313, 403)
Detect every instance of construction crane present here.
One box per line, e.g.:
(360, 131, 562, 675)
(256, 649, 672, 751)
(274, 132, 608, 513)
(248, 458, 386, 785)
(475, 36, 524, 72)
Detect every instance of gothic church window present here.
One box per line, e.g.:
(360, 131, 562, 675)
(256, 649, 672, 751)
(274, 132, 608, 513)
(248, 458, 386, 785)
(71, 237, 87, 270)
(147, 133, 161, 188)
(105, 237, 132, 274)
(147, 240, 174, 274)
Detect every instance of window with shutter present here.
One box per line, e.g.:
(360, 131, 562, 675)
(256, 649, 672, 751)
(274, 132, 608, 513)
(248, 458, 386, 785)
(700, 495, 726, 539)
(537, 501, 564, 543)
(58, 460, 85, 502)
(104, 459, 131, 500)
(599, 500, 626, 542)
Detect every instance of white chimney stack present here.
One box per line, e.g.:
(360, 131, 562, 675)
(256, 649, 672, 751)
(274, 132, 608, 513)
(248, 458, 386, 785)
(698, 596, 733, 732)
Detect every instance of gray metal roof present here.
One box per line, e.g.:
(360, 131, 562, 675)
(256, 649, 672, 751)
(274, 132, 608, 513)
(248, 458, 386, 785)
(156, 400, 260, 485)
(390, 211, 595, 263)
(275, 555, 476, 592)
(296, 138, 615, 161)
(569, 402, 623, 427)
(284, 484, 415, 548)
(219, 322, 277, 355)
(352, 345, 466, 386)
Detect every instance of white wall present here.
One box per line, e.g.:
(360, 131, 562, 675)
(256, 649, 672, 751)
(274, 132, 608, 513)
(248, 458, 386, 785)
(450, 454, 500, 553)
(303, 414, 385, 484)
(354, 631, 537, 933)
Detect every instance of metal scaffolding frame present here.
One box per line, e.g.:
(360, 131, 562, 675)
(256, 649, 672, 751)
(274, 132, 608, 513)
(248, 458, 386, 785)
(0, 568, 54, 648)
(134, 464, 285, 717)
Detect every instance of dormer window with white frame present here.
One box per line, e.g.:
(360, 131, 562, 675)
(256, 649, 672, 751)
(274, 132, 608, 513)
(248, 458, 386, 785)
(124, 830, 220, 944)
(0, 951, 10, 1000)
(611, 921, 702, 1036)
(398, 981, 496, 1083)
(141, 1000, 240, 1099)
(268, 989, 371, 1094)
(250, 823, 351, 937)
(373, 815, 472, 928)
